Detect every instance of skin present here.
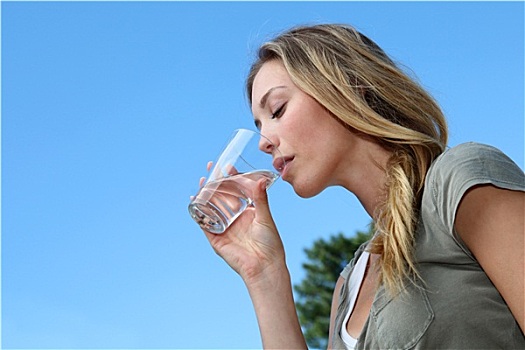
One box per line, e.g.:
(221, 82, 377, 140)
(455, 185, 524, 331)
(202, 59, 391, 349)
(201, 59, 525, 348)
(253, 60, 392, 217)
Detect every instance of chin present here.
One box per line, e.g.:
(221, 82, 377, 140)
(291, 182, 324, 199)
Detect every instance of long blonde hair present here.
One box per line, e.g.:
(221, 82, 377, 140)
(246, 24, 448, 294)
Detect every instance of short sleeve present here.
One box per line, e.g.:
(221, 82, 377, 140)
(426, 142, 524, 239)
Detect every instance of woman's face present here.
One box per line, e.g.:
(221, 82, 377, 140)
(251, 60, 366, 198)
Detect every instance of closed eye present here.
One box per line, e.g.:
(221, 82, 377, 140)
(271, 104, 286, 119)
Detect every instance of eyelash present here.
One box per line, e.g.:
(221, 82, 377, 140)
(271, 104, 286, 119)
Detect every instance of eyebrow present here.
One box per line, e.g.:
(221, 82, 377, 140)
(259, 85, 287, 109)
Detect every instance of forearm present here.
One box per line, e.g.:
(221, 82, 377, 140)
(246, 265, 308, 349)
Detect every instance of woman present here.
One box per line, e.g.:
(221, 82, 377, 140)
(201, 24, 524, 349)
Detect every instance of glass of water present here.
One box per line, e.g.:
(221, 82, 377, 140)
(188, 128, 285, 234)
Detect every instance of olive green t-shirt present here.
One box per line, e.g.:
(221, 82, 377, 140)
(332, 142, 525, 349)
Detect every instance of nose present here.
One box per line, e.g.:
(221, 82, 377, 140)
(258, 132, 276, 155)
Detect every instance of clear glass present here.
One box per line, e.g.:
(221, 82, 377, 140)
(188, 129, 283, 234)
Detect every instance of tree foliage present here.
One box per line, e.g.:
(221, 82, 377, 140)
(293, 225, 374, 349)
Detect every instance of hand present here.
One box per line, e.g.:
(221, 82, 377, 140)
(198, 163, 286, 285)
(194, 163, 306, 350)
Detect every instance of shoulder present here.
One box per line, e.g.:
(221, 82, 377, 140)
(422, 142, 524, 237)
(426, 142, 524, 196)
(432, 142, 520, 171)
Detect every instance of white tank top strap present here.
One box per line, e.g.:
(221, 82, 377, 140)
(340, 250, 370, 350)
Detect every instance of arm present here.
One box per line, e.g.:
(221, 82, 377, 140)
(455, 184, 524, 331)
(202, 179, 307, 348)
(246, 264, 308, 349)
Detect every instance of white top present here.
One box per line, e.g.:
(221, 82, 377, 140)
(340, 251, 370, 350)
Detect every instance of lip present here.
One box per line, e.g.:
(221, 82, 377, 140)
(273, 156, 294, 176)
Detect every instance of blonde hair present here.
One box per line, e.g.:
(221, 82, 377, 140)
(246, 24, 448, 294)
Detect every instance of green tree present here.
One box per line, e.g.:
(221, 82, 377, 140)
(293, 225, 374, 349)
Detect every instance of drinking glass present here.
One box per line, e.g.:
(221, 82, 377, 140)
(188, 128, 284, 234)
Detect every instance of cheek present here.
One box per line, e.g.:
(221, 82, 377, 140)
(298, 114, 337, 144)
(284, 118, 323, 150)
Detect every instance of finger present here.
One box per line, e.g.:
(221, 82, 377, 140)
(199, 177, 206, 187)
(207, 161, 213, 171)
(253, 179, 273, 224)
(225, 163, 239, 176)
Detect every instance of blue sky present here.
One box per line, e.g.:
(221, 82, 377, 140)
(2, 1, 523, 349)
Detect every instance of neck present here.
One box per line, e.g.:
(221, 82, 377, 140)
(339, 139, 391, 220)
